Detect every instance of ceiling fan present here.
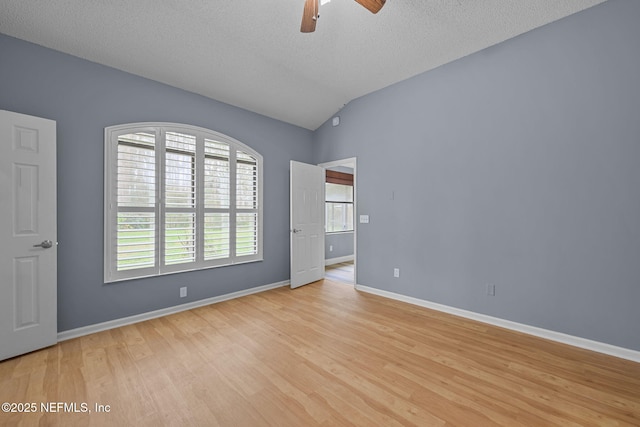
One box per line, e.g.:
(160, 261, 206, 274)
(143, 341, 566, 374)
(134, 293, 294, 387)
(301, 0, 386, 33)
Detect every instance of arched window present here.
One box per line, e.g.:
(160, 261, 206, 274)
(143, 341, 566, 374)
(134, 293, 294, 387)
(104, 123, 262, 282)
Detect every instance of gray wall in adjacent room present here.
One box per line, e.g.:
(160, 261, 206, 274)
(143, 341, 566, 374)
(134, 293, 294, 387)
(313, 0, 640, 350)
(325, 232, 354, 261)
(0, 34, 314, 332)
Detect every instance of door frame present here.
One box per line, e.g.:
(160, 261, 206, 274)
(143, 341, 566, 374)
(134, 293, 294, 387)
(319, 157, 357, 287)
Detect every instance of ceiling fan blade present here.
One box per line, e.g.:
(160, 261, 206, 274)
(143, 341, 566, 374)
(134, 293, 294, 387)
(301, 0, 318, 33)
(354, 0, 386, 14)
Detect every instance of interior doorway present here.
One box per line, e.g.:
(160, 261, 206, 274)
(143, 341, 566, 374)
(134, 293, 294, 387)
(319, 157, 356, 286)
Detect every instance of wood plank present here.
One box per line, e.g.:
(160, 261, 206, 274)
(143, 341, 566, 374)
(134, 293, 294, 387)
(325, 261, 354, 284)
(325, 170, 353, 185)
(1, 280, 639, 426)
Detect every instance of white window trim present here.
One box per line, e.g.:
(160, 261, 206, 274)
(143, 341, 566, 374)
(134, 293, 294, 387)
(104, 122, 263, 283)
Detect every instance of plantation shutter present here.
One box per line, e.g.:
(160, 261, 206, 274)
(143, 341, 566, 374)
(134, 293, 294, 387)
(236, 150, 259, 257)
(163, 131, 197, 268)
(105, 123, 263, 282)
(115, 132, 157, 274)
(204, 139, 231, 261)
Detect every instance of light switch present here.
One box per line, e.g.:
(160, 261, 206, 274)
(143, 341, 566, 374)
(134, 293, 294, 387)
(359, 215, 369, 224)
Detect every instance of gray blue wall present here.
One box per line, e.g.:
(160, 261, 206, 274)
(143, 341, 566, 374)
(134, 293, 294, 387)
(325, 232, 354, 261)
(313, 0, 640, 351)
(0, 34, 314, 332)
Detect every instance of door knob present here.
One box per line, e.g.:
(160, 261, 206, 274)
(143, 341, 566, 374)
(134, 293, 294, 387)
(291, 229, 302, 234)
(33, 240, 54, 249)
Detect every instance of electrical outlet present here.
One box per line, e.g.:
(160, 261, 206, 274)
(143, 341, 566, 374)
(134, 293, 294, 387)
(180, 287, 187, 298)
(329, 245, 333, 252)
(487, 284, 495, 296)
(393, 268, 400, 278)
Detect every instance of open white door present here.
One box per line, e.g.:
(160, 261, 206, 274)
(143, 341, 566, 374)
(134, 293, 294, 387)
(290, 161, 324, 289)
(0, 110, 57, 361)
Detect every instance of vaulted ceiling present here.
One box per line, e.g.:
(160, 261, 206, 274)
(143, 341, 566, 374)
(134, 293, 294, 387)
(0, 0, 606, 130)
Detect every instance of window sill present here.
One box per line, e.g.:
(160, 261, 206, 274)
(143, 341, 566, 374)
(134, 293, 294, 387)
(105, 257, 264, 284)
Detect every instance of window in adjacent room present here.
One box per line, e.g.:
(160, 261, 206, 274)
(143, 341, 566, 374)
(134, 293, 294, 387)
(104, 123, 262, 282)
(325, 170, 354, 233)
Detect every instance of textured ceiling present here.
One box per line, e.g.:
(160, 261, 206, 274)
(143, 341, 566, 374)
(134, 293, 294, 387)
(0, 0, 606, 130)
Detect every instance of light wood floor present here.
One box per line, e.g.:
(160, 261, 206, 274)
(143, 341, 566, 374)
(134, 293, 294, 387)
(325, 261, 354, 284)
(1, 280, 639, 426)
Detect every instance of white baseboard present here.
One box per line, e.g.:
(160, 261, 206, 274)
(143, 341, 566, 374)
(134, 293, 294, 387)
(57, 280, 289, 342)
(325, 255, 354, 266)
(355, 284, 640, 363)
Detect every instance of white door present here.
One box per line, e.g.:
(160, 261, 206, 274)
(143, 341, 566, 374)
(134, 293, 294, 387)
(0, 110, 57, 361)
(290, 161, 324, 289)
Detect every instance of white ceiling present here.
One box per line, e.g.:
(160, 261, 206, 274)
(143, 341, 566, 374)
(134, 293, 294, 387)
(0, 0, 606, 130)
